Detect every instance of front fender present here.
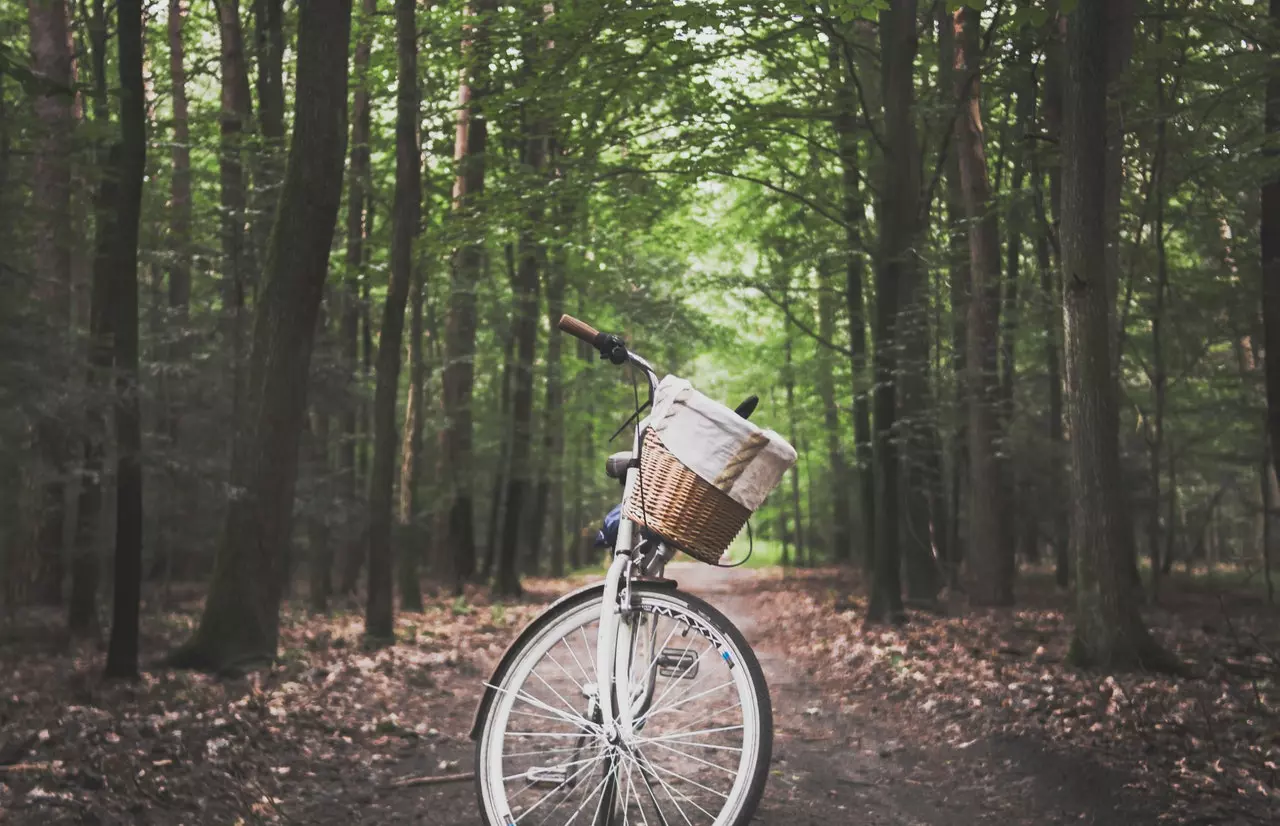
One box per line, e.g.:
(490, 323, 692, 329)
(468, 577, 679, 740)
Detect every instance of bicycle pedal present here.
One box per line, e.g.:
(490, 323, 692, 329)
(524, 765, 569, 785)
(656, 648, 700, 678)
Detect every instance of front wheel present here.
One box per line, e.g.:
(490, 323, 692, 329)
(474, 583, 772, 826)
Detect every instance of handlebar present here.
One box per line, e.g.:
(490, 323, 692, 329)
(558, 314, 630, 365)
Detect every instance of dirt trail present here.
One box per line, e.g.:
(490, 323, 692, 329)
(390, 563, 1168, 825)
(668, 562, 1166, 826)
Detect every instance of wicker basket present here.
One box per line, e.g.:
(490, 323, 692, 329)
(623, 429, 751, 564)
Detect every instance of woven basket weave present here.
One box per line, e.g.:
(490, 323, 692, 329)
(623, 429, 750, 564)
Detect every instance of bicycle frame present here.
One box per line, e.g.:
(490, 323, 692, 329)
(595, 351, 660, 745)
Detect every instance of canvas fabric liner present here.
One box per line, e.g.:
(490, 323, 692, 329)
(643, 375, 797, 511)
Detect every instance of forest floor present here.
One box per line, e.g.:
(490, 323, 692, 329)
(0, 563, 1276, 825)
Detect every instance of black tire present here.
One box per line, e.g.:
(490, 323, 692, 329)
(473, 583, 773, 826)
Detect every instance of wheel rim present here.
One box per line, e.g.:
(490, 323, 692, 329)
(479, 591, 763, 826)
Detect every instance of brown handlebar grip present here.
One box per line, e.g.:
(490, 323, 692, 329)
(558, 314, 600, 344)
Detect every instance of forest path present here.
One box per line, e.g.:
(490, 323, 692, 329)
(387, 563, 1166, 825)
(668, 562, 1163, 826)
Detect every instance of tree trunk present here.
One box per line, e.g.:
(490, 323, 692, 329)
(28, 0, 76, 606)
(482, 311, 515, 581)
(443, 0, 498, 589)
(219, 0, 253, 429)
(1263, 0, 1280, 499)
(171, 0, 352, 671)
(68, 1, 115, 636)
(104, 0, 147, 680)
(1263, 447, 1276, 604)
(865, 0, 915, 624)
(783, 301, 806, 565)
(1147, 24, 1171, 602)
(937, 5, 967, 587)
(367, 0, 420, 641)
(954, 6, 1012, 606)
(337, 0, 376, 598)
(830, 54, 876, 567)
(1042, 6, 1069, 587)
(1000, 37, 1034, 568)
(540, 204, 569, 577)
(308, 410, 333, 613)
(497, 69, 546, 594)
(1061, 0, 1166, 670)
(812, 261, 852, 561)
(252, 0, 285, 246)
(398, 267, 427, 611)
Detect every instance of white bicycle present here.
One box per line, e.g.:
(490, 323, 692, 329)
(470, 315, 774, 826)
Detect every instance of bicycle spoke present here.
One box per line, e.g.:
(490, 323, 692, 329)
(627, 751, 710, 825)
(636, 680, 736, 728)
(639, 739, 737, 777)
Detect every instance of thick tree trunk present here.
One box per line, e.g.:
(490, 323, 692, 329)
(171, 0, 352, 671)
(1062, 0, 1166, 670)
(866, 0, 916, 624)
(443, 0, 498, 589)
(1263, 0, 1280, 500)
(337, 0, 376, 598)
(104, 0, 147, 680)
(367, 0, 420, 641)
(954, 7, 1012, 606)
(28, 0, 76, 606)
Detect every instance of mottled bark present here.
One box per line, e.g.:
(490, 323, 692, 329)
(1062, 0, 1166, 670)
(171, 0, 352, 671)
(219, 0, 253, 426)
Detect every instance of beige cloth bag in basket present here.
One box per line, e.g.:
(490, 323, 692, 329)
(644, 376, 797, 511)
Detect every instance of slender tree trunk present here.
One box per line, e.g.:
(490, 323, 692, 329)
(830, 60, 876, 566)
(866, 0, 915, 624)
(814, 261, 853, 561)
(1062, 0, 1166, 670)
(1147, 25, 1171, 602)
(218, 0, 253, 430)
(497, 69, 546, 594)
(541, 205, 568, 577)
(308, 410, 333, 612)
(28, 0, 76, 606)
(337, 0, 376, 598)
(1263, 447, 1276, 604)
(954, 6, 1012, 606)
(783, 301, 806, 564)
(367, 0, 420, 641)
(1000, 36, 1034, 567)
(171, 0, 352, 671)
(68, 1, 114, 635)
(398, 267, 427, 611)
(104, 0, 147, 680)
(483, 315, 515, 581)
(937, 5, 967, 587)
(1041, 6, 1069, 587)
(443, 0, 498, 589)
(252, 0, 285, 246)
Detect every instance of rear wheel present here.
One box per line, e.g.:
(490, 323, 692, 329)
(474, 583, 772, 826)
